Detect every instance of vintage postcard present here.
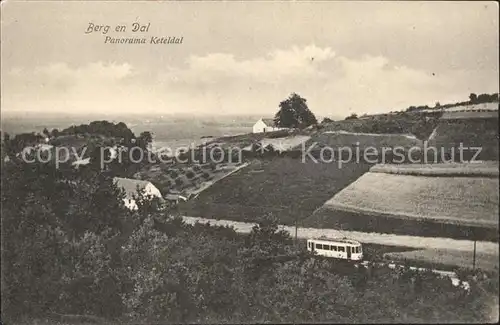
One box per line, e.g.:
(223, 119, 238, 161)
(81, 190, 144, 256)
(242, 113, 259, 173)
(1, 1, 499, 324)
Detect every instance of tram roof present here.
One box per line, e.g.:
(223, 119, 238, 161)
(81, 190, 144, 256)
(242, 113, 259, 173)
(308, 237, 361, 246)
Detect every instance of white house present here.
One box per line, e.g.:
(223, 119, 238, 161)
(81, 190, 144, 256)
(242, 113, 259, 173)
(113, 177, 163, 210)
(252, 118, 287, 133)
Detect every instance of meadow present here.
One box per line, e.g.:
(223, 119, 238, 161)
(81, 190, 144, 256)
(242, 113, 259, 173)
(383, 248, 499, 273)
(305, 206, 499, 242)
(179, 157, 372, 225)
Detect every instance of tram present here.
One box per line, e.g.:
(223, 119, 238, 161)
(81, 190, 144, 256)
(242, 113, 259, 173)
(307, 237, 363, 261)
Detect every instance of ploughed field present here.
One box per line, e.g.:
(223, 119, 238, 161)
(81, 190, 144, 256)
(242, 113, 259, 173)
(179, 157, 372, 225)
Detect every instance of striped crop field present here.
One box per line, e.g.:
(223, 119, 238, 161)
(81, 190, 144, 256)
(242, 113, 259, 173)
(318, 172, 498, 227)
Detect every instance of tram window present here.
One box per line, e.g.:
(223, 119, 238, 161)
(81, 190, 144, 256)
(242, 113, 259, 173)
(356, 246, 360, 253)
(338, 246, 345, 252)
(331, 246, 337, 251)
(316, 244, 322, 250)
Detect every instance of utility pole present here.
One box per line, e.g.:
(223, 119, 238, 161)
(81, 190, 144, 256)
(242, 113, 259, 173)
(294, 216, 298, 244)
(472, 239, 477, 271)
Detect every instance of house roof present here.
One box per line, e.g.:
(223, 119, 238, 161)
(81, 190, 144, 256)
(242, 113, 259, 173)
(261, 118, 276, 127)
(113, 177, 153, 198)
(441, 111, 498, 120)
(318, 170, 499, 228)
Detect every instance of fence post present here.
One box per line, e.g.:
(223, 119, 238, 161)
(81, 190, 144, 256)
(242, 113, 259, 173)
(472, 240, 477, 271)
(294, 217, 298, 244)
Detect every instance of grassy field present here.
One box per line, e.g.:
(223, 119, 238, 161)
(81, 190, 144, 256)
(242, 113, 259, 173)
(428, 117, 499, 161)
(319, 111, 442, 140)
(306, 205, 499, 242)
(179, 157, 372, 225)
(244, 135, 311, 151)
(384, 248, 499, 272)
(307, 131, 423, 150)
(370, 162, 499, 177)
(207, 129, 295, 149)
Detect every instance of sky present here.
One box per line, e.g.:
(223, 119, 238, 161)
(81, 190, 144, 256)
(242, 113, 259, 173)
(1, 1, 499, 118)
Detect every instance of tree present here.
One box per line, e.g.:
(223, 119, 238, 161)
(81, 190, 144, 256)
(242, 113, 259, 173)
(469, 93, 478, 103)
(274, 93, 317, 129)
(321, 117, 334, 124)
(51, 128, 60, 138)
(88, 145, 112, 171)
(1, 161, 131, 320)
(42, 128, 50, 138)
(138, 131, 153, 151)
(3, 132, 15, 157)
(345, 113, 358, 120)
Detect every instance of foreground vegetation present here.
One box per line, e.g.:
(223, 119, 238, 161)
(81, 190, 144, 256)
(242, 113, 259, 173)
(2, 93, 499, 323)
(2, 159, 499, 324)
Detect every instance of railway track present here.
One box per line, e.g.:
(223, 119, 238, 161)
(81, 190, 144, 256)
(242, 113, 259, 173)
(355, 260, 470, 290)
(183, 216, 475, 290)
(253, 253, 471, 290)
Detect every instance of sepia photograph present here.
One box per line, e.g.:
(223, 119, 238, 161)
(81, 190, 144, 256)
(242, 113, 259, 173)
(1, 0, 499, 324)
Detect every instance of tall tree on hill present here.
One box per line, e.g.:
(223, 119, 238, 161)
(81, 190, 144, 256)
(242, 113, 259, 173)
(345, 113, 358, 120)
(274, 93, 317, 129)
